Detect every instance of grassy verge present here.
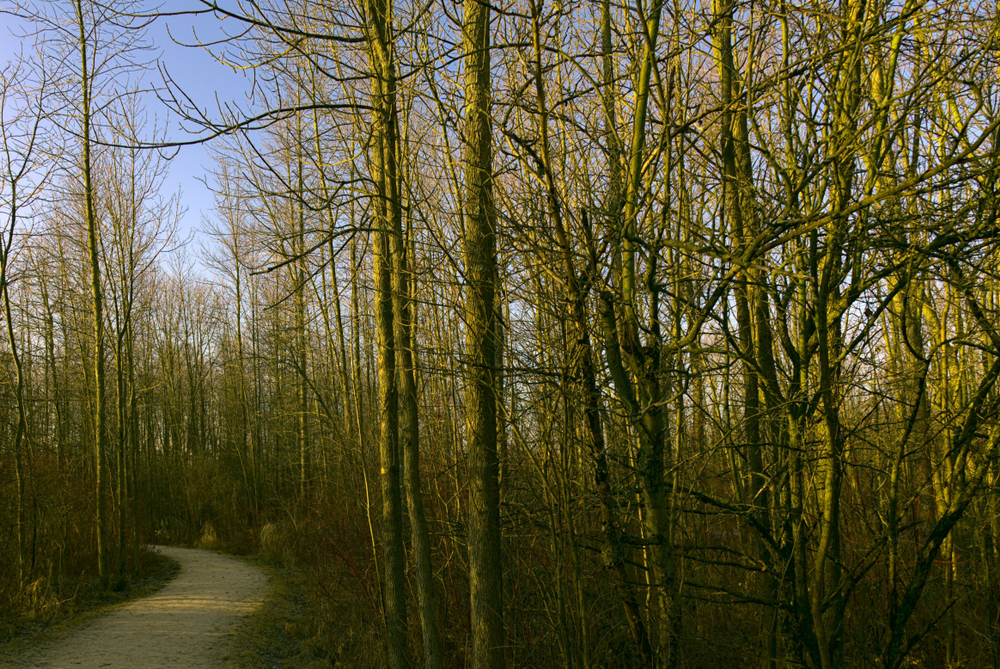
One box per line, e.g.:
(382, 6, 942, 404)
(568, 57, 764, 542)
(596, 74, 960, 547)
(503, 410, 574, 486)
(225, 520, 385, 669)
(0, 549, 181, 656)
(223, 558, 329, 669)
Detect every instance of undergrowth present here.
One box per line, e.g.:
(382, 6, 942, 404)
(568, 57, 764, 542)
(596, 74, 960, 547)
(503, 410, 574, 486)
(0, 549, 180, 654)
(221, 519, 384, 669)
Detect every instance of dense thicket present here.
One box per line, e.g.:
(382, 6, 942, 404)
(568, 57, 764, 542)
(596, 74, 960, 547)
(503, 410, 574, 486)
(1, 0, 999, 667)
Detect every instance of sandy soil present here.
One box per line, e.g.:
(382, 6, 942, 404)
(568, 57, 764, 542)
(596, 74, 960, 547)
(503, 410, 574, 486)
(2, 547, 269, 669)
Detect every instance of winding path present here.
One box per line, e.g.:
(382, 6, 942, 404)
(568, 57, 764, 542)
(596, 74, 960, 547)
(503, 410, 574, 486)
(3, 547, 269, 669)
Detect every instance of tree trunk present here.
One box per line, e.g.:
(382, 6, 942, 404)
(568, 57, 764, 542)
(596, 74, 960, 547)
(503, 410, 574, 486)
(462, 0, 504, 665)
(77, 0, 109, 588)
(364, 1, 409, 664)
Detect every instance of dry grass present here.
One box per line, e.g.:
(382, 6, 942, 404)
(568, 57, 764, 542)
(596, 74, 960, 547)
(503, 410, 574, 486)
(221, 519, 384, 669)
(223, 556, 347, 669)
(0, 549, 180, 655)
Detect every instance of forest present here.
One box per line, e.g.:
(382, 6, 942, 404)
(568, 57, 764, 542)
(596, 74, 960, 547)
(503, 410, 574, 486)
(0, 0, 998, 667)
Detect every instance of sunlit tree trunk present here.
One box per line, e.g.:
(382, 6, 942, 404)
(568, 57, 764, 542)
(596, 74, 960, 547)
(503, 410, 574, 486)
(462, 0, 504, 664)
(76, 0, 109, 588)
(363, 0, 409, 663)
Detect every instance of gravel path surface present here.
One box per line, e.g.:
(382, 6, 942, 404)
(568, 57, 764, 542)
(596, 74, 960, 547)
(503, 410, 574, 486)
(2, 547, 269, 669)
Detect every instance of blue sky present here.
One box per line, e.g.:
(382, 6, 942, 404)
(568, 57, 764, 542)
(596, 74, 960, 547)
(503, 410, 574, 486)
(0, 2, 253, 252)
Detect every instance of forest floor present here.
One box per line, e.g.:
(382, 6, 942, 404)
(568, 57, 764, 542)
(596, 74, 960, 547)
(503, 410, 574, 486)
(0, 547, 270, 669)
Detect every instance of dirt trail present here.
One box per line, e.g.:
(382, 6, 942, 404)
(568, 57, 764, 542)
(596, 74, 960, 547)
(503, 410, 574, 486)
(2, 547, 269, 669)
